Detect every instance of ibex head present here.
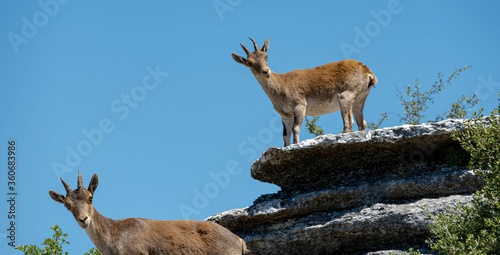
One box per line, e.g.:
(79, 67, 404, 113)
(49, 172, 99, 229)
(232, 37, 270, 78)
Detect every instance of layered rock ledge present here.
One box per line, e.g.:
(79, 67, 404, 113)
(251, 118, 491, 192)
(214, 195, 472, 255)
(207, 118, 493, 255)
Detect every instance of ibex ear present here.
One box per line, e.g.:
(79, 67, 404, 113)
(261, 38, 269, 52)
(88, 174, 99, 195)
(49, 191, 65, 204)
(232, 53, 247, 65)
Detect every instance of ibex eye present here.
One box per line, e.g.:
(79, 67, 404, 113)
(89, 196, 93, 203)
(65, 204, 71, 210)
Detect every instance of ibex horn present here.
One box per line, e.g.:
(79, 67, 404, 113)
(60, 177, 72, 193)
(249, 37, 259, 52)
(240, 43, 251, 56)
(77, 171, 84, 189)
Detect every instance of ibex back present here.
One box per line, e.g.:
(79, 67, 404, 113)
(49, 172, 249, 255)
(232, 38, 378, 146)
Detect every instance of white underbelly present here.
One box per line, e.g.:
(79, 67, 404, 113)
(305, 97, 340, 116)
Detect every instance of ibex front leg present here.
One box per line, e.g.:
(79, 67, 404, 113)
(281, 116, 293, 147)
(292, 105, 306, 144)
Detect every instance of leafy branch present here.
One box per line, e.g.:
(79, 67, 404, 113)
(305, 116, 324, 137)
(367, 65, 477, 129)
(15, 225, 100, 255)
(394, 65, 471, 125)
(434, 94, 479, 122)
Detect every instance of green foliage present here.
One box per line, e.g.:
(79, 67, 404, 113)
(305, 116, 324, 136)
(84, 248, 101, 255)
(444, 148, 470, 167)
(15, 225, 101, 255)
(395, 66, 471, 125)
(426, 96, 500, 255)
(435, 93, 480, 122)
(395, 247, 423, 255)
(370, 65, 477, 128)
(367, 112, 389, 130)
(15, 225, 69, 255)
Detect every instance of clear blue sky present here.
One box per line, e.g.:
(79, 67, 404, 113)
(1, 1, 499, 254)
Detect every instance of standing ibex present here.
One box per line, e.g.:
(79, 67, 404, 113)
(232, 38, 378, 146)
(49, 172, 249, 255)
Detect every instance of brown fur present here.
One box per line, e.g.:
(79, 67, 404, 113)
(232, 38, 378, 146)
(49, 172, 249, 255)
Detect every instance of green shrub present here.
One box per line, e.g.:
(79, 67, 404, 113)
(444, 148, 470, 167)
(397, 247, 424, 255)
(15, 225, 100, 255)
(426, 96, 500, 254)
(394, 66, 473, 125)
(305, 116, 324, 137)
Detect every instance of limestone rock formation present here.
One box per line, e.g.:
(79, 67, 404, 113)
(251, 118, 488, 192)
(207, 118, 493, 255)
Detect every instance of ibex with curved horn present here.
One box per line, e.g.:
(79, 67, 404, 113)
(232, 38, 378, 146)
(49, 172, 249, 255)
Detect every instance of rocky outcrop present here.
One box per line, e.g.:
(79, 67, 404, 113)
(207, 118, 493, 255)
(251, 118, 484, 192)
(217, 195, 472, 255)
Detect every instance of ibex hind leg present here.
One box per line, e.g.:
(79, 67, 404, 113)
(353, 86, 372, 131)
(352, 105, 366, 131)
(353, 98, 367, 131)
(339, 93, 355, 133)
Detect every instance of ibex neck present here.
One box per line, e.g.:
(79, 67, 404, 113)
(255, 70, 284, 96)
(85, 208, 117, 255)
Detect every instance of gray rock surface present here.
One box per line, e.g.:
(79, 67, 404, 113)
(209, 166, 483, 233)
(207, 118, 492, 254)
(237, 195, 470, 255)
(251, 117, 492, 191)
(366, 249, 435, 255)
